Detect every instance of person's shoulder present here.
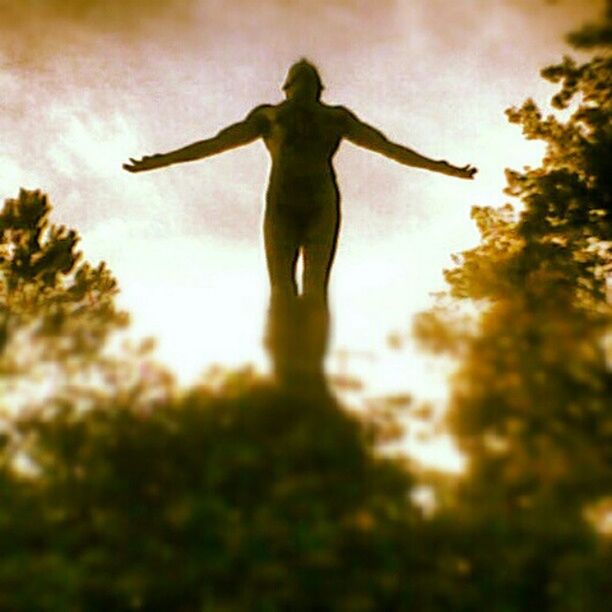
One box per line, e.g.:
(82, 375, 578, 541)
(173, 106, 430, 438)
(246, 103, 276, 119)
(245, 103, 277, 133)
(320, 103, 357, 122)
(321, 103, 349, 114)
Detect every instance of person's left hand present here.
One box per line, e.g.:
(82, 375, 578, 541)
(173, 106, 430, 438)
(439, 160, 478, 180)
(441, 161, 478, 179)
(456, 164, 477, 179)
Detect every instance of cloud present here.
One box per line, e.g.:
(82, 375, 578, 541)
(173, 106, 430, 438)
(0, 0, 400, 69)
(0, 0, 198, 67)
(0, 0, 195, 30)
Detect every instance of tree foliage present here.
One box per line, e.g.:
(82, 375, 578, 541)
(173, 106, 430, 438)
(3, 380, 431, 611)
(414, 4, 612, 607)
(0, 189, 175, 414)
(0, 189, 128, 384)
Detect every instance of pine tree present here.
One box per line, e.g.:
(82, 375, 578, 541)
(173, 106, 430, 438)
(0, 189, 128, 383)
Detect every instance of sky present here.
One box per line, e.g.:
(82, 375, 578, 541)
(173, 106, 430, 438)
(0, 0, 604, 467)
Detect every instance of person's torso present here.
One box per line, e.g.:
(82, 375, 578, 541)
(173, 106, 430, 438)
(262, 100, 345, 182)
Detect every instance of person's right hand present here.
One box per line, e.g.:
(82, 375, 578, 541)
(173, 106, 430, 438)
(453, 164, 478, 179)
(122, 154, 165, 173)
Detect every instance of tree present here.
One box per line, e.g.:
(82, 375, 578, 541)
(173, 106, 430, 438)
(414, 4, 612, 608)
(1, 378, 433, 611)
(0, 189, 127, 383)
(0, 189, 173, 410)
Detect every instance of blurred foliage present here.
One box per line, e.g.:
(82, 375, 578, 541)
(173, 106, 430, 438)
(414, 3, 612, 608)
(2, 381, 435, 611)
(566, 0, 612, 49)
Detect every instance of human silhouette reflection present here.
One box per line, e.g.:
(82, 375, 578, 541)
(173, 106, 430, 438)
(124, 59, 477, 386)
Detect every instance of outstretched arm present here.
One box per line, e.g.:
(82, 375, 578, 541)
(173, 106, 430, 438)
(342, 108, 477, 180)
(123, 105, 270, 173)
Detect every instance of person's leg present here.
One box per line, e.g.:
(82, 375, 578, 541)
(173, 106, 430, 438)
(299, 198, 340, 380)
(263, 207, 301, 380)
(263, 209, 300, 302)
(302, 198, 340, 304)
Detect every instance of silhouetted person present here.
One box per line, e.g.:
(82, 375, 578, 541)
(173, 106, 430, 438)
(124, 59, 477, 385)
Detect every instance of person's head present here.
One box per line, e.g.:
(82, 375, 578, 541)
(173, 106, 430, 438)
(282, 59, 323, 100)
